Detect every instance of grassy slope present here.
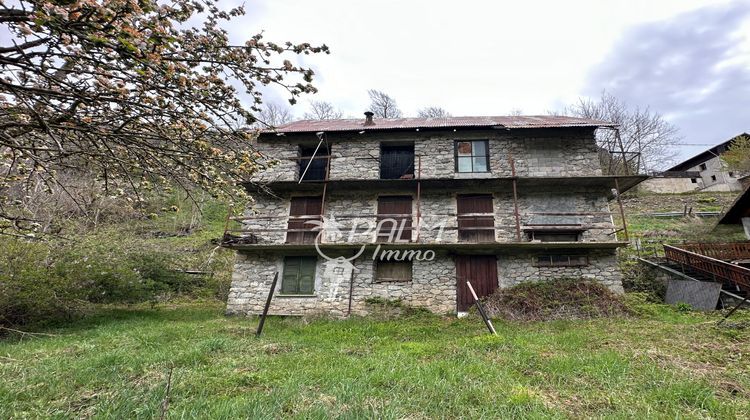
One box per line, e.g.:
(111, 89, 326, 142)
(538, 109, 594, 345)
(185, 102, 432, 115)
(618, 191, 747, 257)
(1, 303, 749, 418)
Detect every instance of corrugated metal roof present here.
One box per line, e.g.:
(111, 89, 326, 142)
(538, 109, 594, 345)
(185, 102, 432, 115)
(263, 115, 616, 134)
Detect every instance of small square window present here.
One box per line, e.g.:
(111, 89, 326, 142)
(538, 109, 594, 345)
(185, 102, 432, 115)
(455, 140, 490, 173)
(699, 163, 707, 171)
(690, 178, 697, 183)
(374, 259, 412, 282)
(728, 172, 735, 178)
(711, 175, 717, 181)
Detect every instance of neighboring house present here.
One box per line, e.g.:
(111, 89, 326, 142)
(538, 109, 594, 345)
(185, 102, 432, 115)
(639, 134, 747, 194)
(222, 114, 647, 316)
(717, 186, 750, 239)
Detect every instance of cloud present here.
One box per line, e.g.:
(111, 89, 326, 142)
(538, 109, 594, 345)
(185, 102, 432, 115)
(583, 1, 750, 160)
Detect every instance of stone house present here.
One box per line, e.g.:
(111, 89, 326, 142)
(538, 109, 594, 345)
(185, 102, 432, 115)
(639, 134, 748, 194)
(223, 114, 647, 316)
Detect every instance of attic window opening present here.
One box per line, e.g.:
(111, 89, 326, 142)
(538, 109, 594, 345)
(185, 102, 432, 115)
(298, 144, 329, 181)
(699, 163, 707, 171)
(380, 143, 415, 179)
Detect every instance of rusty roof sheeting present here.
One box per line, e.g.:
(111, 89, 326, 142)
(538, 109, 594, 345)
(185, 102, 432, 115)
(263, 115, 616, 134)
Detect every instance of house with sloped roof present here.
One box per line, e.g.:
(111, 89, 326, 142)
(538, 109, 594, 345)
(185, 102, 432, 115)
(639, 134, 748, 194)
(221, 113, 647, 316)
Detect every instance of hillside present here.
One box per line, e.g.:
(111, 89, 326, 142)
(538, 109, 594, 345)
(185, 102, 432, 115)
(1, 302, 748, 418)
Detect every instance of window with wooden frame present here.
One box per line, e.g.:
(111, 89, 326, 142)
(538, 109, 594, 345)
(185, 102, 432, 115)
(374, 259, 412, 282)
(455, 140, 489, 173)
(457, 194, 495, 242)
(376, 195, 413, 242)
(281, 256, 317, 294)
(534, 254, 589, 267)
(286, 196, 322, 244)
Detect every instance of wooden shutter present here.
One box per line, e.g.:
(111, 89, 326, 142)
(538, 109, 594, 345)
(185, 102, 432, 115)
(281, 256, 317, 294)
(457, 194, 495, 242)
(287, 196, 322, 244)
(375, 260, 412, 282)
(377, 196, 412, 242)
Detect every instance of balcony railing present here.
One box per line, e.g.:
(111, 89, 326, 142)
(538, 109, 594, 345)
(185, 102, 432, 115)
(222, 210, 621, 246)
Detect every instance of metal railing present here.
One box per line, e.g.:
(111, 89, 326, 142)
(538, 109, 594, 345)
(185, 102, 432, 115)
(677, 242, 750, 261)
(663, 245, 750, 290)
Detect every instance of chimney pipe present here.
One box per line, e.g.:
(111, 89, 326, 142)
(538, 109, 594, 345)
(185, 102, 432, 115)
(364, 111, 375, 126)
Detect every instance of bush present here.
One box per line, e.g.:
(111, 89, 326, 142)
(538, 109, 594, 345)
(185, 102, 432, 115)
(621, 263, 666, 302)
(0, 240, 89, 328)
(482, 278, 629, 321)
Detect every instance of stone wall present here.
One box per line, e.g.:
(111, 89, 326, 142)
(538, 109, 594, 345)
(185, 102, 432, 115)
(496, 250, 623, 293)
(248, 128, 602, 182)
(226, 249, 456, 317)
(226, 248, 624, 316)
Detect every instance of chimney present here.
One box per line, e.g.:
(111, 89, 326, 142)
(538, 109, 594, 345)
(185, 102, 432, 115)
(364, 111, 375, 126)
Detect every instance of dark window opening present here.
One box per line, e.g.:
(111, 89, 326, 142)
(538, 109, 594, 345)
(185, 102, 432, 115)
(699, 163, 707, 171)
(299, 145, 329, 181)
(374, 259, 412, 282)
(690, 178, 698, 183)
(380, 144, 415, 179)
(711, 175, 717, 182)
(377, 196, 412, 242)
(535, 255, 588, 267)
(455, 140, 490, 173)
(286, 196, 322, 244)
(729, 172, 735, 177)
(527, 231, 581, 242)
(457, 194, 495, 242)
(281, 256, 317, 294)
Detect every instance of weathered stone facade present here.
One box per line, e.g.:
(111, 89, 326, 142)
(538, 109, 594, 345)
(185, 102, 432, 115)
(226, 250, 457, 316)
(249, 128, 603, 183)
(226, 249, 621, 317)
(226, 123, 630, 316)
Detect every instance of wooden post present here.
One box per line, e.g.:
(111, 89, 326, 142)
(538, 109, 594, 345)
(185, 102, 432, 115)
(416, 155, 422, 242)
(467, 281, 497, 335)
(614, 177, 628, 242)
(256, 272, 279, 337)
(509, 155, 521, 241)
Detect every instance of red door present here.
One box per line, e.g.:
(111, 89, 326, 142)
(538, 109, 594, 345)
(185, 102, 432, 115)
(286, 196, 323, 244)
(456, 255, 498, 311)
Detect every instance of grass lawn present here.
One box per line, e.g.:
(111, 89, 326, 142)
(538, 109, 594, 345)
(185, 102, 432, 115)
(1, 302, 749, 419)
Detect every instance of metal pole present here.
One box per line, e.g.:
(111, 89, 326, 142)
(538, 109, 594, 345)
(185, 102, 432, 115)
(717, 295, 749, 326)
(467, 281, 497, 335)
(256, 272, 279, 337)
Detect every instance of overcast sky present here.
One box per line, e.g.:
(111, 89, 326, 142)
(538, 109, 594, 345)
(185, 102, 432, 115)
(235, 0, 750, 162)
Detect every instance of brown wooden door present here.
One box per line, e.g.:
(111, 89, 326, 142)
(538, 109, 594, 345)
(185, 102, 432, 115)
(287, 196, 322, 244)
(456, 255, 498, 311)
(457, 194, 495, 242)
(377, 196, 412, 242)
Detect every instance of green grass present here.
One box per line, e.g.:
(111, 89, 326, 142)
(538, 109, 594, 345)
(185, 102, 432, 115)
(1, 302, 749, 418)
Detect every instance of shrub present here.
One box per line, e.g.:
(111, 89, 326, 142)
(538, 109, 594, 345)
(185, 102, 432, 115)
(482, 278, 629, 321)
(0, 240, 89, 328)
